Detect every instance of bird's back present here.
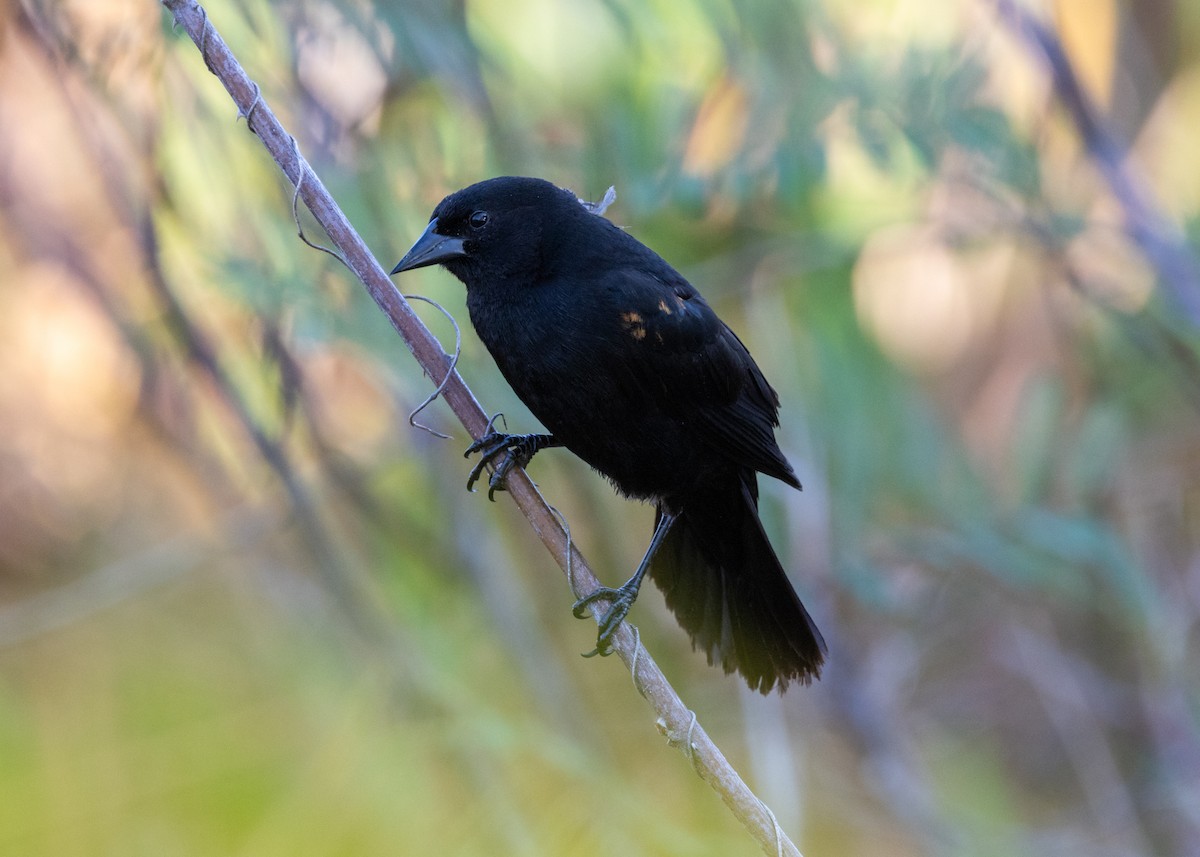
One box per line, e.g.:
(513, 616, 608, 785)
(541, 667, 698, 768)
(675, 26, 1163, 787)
(466, 212, 797, 501)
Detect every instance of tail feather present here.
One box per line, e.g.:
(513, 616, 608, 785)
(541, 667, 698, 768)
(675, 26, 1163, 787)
(649, 478, 826, 693)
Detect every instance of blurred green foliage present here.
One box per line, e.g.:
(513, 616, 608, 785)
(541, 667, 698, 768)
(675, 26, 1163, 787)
(0, 0, 1199, 855)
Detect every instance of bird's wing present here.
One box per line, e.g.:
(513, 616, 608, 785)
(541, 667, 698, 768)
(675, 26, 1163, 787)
(600, 267, 800, 488)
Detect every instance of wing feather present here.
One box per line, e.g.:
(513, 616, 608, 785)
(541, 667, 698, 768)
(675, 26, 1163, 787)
(602, 268, 801, 488)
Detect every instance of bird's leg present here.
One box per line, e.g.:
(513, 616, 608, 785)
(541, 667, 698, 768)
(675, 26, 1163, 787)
(464, 418, 562, 501)
(573, 510, 679, 658)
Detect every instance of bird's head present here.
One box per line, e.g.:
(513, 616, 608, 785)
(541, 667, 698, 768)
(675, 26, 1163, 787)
(391, 176, 609, 286)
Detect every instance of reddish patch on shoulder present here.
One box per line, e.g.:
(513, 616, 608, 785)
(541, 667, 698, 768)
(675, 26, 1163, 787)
(620, 310, 647, 341)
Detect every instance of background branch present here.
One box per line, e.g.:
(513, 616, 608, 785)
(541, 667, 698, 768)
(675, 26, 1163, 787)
(160, 2, 802, 855)
(990, 0, 1200, 327)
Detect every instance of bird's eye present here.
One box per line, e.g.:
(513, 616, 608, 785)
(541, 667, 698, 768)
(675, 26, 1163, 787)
(469, 210, 490, 229)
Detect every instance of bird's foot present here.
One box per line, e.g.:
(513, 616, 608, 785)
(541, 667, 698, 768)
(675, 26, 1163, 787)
(572, 583, 638, 658)
(464, 430, 553, 501)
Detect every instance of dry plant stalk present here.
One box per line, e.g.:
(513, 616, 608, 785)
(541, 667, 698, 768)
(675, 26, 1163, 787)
(160, 2, 804, 855)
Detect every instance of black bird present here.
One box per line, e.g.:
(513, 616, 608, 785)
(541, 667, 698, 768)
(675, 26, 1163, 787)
(391, 177, 825, 691)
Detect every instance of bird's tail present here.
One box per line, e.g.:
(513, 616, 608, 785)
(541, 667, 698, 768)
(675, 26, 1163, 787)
(649, 478, 826, 693)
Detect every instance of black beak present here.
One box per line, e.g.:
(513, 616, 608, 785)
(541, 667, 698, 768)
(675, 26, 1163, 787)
(390, 218, 467, 275)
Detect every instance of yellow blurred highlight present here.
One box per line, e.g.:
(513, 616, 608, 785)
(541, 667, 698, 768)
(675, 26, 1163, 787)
(853, 225, 976, 373)
(471, 0, 623, 94)
(853, 221, 1016, 377)
(2, 264, 139, 491)
(1054, 0, 1117, 107)
(15, 269, 137, 433)
(683, 76, 749, 178)
(827, 0, 964, 50)
(1134, 65, 1200, 220)
(0, 263, 143, 571)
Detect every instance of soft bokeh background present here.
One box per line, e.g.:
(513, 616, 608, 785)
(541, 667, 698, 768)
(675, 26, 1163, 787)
(1, 0, 1199, 854)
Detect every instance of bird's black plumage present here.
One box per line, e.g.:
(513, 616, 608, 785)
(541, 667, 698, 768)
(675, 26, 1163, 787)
(392, 176, 826, 691)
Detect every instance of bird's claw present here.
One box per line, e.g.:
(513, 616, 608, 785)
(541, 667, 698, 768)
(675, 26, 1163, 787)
(580, 642, 615, 659)
(464, 431, 536, 501)
(572, 585, 636, 658)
